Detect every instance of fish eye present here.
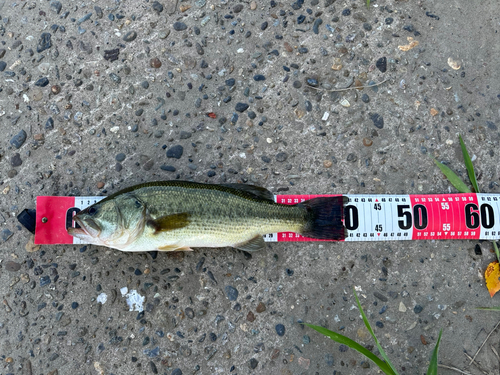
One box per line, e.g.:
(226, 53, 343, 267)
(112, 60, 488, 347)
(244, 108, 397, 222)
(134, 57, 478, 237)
(135, 200, 142, 208)
(88, 206, 98, 216)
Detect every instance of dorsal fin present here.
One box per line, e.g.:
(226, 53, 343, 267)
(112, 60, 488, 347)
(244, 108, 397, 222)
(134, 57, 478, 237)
(221, 183, 274, 202)
(147, 213, 190, 234)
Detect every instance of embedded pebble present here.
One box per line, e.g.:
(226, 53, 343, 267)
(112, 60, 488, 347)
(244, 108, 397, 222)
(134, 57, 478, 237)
(35, 77, 49, 87)
(370, 113, 384, 129)
(276, 152, 288, 162)
(248, 358, 259, 369)
(5, 261, 21, 272)
(224, 286, 238, 301)
(161, 165, 176, 172)
(159, 30, 170, 39)
(275, 324, 285, 336)
(10, 153, 22, 167)
(235, 103, 249, 112)
(115, 153, 126, 162)
(167, 145, 184, 159)
(150, 58, 162, 68)
(313, 18, 323, 34)
(152, 1, 164, 12)
(37, 33, 52, 52)
(306, 78, 319, 87)
(376, 57, 387, 73)
(123, 31, 137, 42)
(173, 22, 188, 31)
(10, 130, 27, 149)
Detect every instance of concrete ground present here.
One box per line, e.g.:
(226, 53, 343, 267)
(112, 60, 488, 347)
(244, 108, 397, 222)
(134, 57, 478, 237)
(1, 0, 500, 374)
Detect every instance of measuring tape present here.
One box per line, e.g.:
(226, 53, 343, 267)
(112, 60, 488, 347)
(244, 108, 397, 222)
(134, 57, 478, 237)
(32, 193, 500, 245)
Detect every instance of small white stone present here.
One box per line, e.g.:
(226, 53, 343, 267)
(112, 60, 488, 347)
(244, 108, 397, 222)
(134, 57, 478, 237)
(340, 98, 350, 107)
(38, 63, 50, 74)
(96, 293, 107, 304)
(110, 126, 120, 133)
(125, 290, 145, 312)
(266, 138, 273, 144)
(120, 286, 128, 296)
(399, 302, 407, 312)
(237, 48, 244, 53)
(322, 111, 330, 121)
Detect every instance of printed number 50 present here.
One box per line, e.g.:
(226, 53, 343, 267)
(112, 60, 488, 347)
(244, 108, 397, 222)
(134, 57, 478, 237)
(443, 223, 450, 231)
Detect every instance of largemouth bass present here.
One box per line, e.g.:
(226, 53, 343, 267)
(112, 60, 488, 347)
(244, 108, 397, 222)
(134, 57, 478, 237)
(67, 181, 346, 252)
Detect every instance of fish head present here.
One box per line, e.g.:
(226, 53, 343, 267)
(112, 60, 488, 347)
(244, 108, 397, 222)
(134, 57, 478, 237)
(67, 194, 146, 248)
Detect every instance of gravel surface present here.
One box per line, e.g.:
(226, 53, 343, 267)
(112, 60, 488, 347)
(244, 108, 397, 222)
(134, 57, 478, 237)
(1, 0, 500, 374)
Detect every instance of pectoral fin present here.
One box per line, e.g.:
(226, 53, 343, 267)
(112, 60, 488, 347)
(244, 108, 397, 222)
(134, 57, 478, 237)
(147, 213, 190, 234)
(157, 244, 193, 252)
(233, 235, 266, 252)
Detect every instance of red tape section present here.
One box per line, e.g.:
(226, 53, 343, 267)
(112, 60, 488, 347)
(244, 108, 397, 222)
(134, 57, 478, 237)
(410, 194, 480, 240)
(35, 196, 76, 245)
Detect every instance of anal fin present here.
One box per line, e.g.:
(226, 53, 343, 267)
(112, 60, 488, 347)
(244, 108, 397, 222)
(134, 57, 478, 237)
(233, 235, 266, 252)
(157, 244, 193, 252)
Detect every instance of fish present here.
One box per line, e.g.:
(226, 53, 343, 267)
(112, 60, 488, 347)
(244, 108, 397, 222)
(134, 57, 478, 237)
(67, 181, 346, 252)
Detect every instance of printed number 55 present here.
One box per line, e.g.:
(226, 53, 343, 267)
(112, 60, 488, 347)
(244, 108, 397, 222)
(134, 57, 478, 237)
(443, 223, 450, 231)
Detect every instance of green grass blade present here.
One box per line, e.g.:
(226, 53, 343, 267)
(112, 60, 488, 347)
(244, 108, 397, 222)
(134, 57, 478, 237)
(459, 135, 480, 193)
(426, 329, 442, 375)
(366, 0, 370, 8)
(304, 323, 397, 375)
(493, 242, 500, 263)
(476, 306, 500, 311)
(433, 158, 471, 193)
(354, 290, 399, 375)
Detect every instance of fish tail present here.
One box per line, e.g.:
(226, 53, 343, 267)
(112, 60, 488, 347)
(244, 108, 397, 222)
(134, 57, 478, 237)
(299, 196, 347, 240)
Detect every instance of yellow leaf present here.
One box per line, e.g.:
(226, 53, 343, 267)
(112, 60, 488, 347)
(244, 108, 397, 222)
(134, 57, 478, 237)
(485, 262, 500, 298)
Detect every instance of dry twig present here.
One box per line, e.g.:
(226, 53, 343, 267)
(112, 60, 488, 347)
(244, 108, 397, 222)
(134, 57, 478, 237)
(491, 344, 500, 361)
(464, 352, 491, 375)
(469, 320, 500, 365)
(306, 78, 392, 92)
(438, 364, 472, 375)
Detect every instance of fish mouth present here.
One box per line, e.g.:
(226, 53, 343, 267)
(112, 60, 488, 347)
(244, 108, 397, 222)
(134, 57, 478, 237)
(67, 216, 101, 238)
